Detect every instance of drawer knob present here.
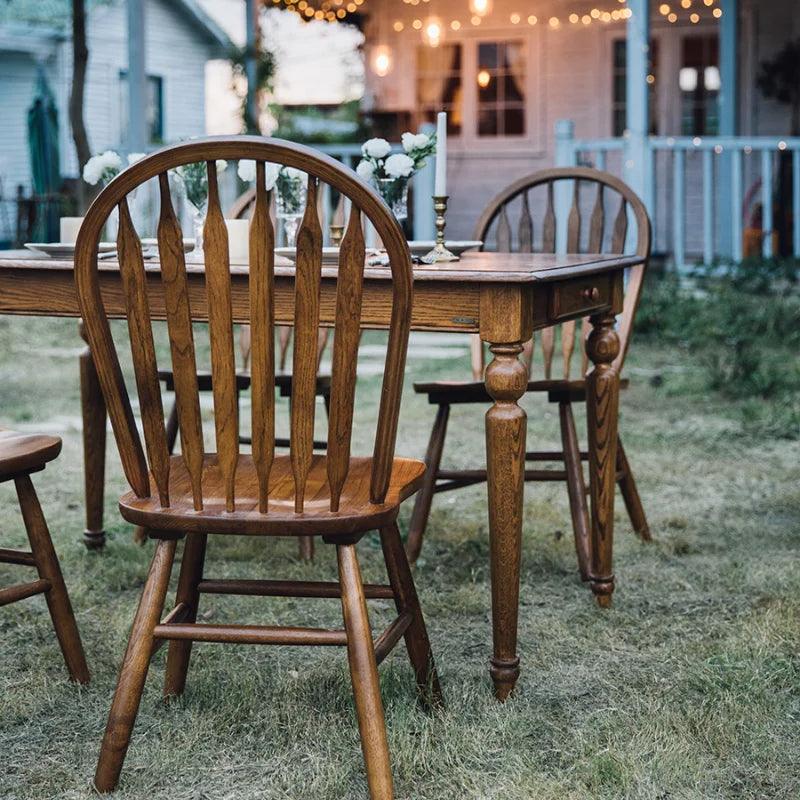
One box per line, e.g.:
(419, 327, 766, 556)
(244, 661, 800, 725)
(582, 286, 600, 302)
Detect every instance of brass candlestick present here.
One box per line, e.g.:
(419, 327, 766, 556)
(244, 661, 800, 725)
(422, 195, 459, 263)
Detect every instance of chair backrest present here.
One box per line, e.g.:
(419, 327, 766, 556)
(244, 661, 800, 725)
(472, 166, 651, 381)
(75, 137, 413, 514)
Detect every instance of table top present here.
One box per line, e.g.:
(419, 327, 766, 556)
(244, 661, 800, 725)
(0, 250, 642, 285)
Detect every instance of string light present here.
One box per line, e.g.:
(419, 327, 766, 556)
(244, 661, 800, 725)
(311, 0, 730, 62)
(469, 0, 491, 16)
(372, 44, 392, 77)
(422, 16, 443, 46)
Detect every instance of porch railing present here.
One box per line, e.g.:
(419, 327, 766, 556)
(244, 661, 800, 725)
(555, 119, 800, 268)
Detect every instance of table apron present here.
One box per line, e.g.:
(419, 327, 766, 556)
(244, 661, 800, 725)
(0, 267, 623, 336)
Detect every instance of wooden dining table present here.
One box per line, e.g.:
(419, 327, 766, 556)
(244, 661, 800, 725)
(0, 248, 639, 700)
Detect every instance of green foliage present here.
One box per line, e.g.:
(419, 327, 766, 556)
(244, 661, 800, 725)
(635, 260, 800, 438)
(270, 100, 366, 145)
(228, 44, 276, 134)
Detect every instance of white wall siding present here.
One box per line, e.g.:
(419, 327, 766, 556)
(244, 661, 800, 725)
(0, 0, 216, 199)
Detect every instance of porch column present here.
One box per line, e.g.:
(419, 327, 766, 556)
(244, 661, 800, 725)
(624, 0, 652, 213)
(719, 0, 738, 137)
(718, 0, 738, 258)
(245, 0, 259, 133)
(127, 0, 147, 153)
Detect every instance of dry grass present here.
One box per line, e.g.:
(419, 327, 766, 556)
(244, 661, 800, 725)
(0, 315, 798, 799)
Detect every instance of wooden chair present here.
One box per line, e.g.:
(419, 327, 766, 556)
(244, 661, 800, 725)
(407, 167, 652, 579)
(158, 188, 333, 561)
(0, 429, 89, 684)
(75, 137, 441, 799)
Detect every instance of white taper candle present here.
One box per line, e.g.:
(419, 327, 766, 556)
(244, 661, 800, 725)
(434, 111, 447, 196)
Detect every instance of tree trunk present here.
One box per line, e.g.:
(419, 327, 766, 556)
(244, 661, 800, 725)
(69, 0, 91, 211)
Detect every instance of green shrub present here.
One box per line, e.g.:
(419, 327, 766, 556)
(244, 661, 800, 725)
(635, 259, 800, 439)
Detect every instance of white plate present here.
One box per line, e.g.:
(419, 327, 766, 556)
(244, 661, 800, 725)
(24, 242, 116, 258)
(275, 246, 341, 265)
(141, 238, 195, 253)
(407, 240, 482, 258)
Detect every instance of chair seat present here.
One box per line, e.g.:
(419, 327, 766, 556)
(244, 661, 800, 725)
(157, 369, 332, 397)
(119, 454, 425, 537)
(0, 429, 62, 482)
(413, 378, 630, 405)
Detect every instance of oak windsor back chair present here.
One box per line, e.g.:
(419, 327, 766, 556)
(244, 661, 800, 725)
(408, 167, 652, 581)
(75, 137, 441, 799)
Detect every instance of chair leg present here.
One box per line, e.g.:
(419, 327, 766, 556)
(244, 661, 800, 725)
(163, 533, 208, 698)
(15, 474, 90, 684)
(558, 401, 592, 581)
(95, 538, 177, 794)
(406, 404, 450, 563)
(380, 523, 442, 711)
(616, 435, 652, 541)
(337, 543, 394, 800)
(165, 401, 179, 455)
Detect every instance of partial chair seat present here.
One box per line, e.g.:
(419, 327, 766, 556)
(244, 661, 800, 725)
(413, 378, 631, 405)
(157, 369, 332, 397)
(0, 429, 62, 481)
(120, 454, 426, 537)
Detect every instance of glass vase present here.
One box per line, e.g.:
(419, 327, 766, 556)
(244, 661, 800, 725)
(377, 177, 409, 222)
(186, 200, 207, 263)
(277, 171, 306, 247)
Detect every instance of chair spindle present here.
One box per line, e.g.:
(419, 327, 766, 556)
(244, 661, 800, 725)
(248, 161, 276, 512)
(290, 175, 323, 511)
(117, 197, 170, 505)
(204, 161, 239, 511)
(327, 209, 366, 511)
(157, 173, 204, 510)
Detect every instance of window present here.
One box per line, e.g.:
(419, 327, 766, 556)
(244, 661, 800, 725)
(416, 45, 462, 135)
(119, 72, 164, 144)
(477, 41, 525, 137)
(680, 35, 719, 135)
(612, 39, 659, 136)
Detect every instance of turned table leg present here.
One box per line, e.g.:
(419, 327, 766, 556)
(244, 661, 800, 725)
(585, 311, 621, 607)
(79, 321, 107, 550)
(485, 340, 527, 700)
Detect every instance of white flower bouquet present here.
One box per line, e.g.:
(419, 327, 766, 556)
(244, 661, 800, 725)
(355, 132, 437, 220)
(83, 150, 145, 187)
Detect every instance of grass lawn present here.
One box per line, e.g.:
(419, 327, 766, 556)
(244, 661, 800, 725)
(0, 314, 798, 799)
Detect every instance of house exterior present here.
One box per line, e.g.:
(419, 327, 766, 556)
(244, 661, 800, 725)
(0, 0, 230, 201)
(357, 0, 799, 259)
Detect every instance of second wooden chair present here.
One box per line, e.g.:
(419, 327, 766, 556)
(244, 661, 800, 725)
(407, 168, 652, 590)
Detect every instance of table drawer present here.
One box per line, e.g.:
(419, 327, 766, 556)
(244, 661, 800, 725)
(548, 274, 612, 321)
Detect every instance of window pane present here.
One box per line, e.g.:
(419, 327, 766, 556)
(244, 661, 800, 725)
(476, 40, 525, 137)
(478, 72, 498, 102)
(478, 107, 498, 136)
(504, 107, 525, 136)
(478, 43, 499, 70)
(502, 72, 524, 103)
(417, 44, 463, 134)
